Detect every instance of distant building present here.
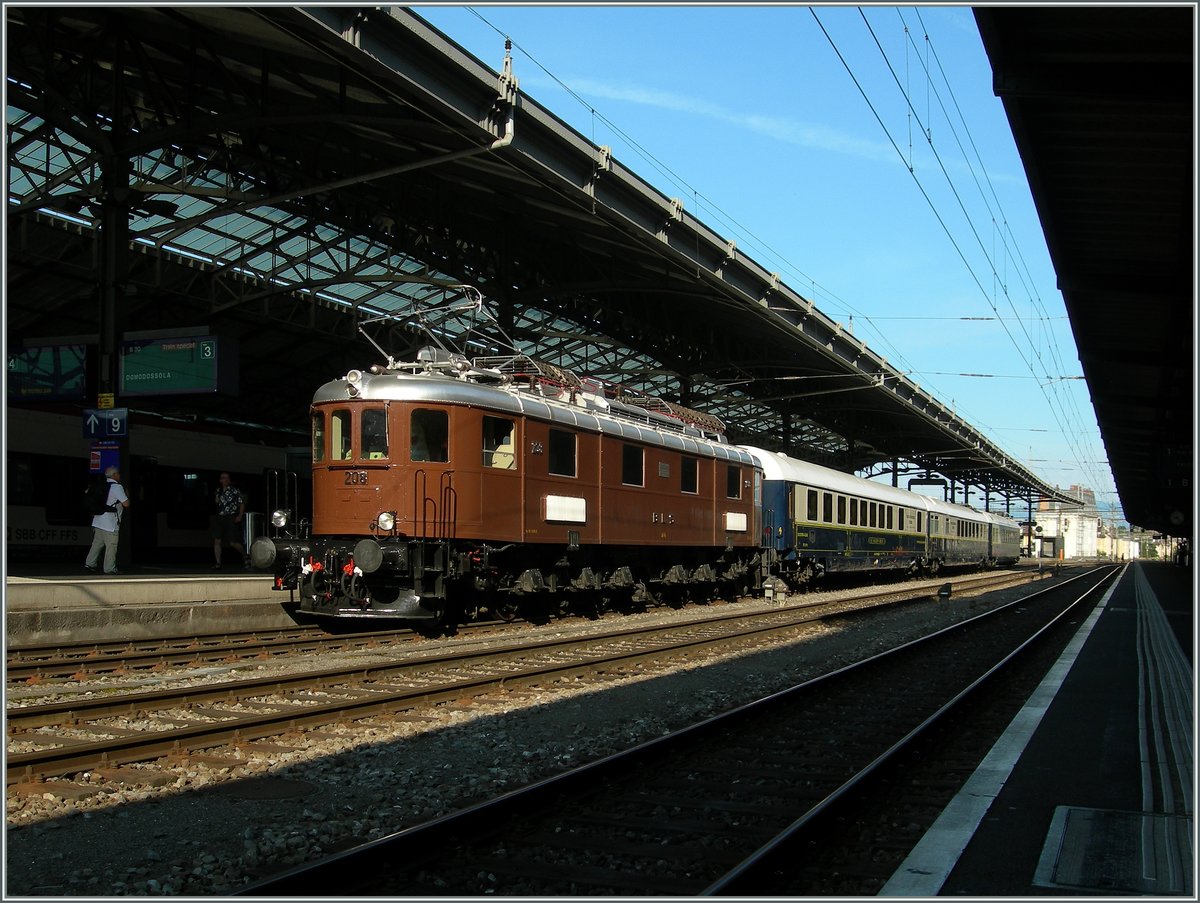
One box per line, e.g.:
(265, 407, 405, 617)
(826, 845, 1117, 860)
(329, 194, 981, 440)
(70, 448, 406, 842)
(1035, 485, 1102, 560)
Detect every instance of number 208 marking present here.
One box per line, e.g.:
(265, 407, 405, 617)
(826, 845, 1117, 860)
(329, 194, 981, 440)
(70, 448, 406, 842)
(344, 471, 369, 485)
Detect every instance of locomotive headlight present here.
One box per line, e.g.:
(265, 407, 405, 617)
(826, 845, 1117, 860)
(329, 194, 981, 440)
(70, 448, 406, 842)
(376, 511, 396, 532)
(271, 509, 291, 528)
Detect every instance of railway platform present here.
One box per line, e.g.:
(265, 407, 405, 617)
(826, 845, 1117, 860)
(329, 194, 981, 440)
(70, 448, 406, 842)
(5, 562, 301, 645)
(881, 560, 1194, 896)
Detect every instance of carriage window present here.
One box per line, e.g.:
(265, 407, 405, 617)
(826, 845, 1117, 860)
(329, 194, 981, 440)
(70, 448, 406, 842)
(622, 444, 644, 487)
(483, 416, 516, 469)
(836, 496, 846, 525)
(361, 408, 388, 460)
(680, 456, 698, 494)
(411, 409, 448, 462)
(727, 465, 742, 500)
(822, 492, 833, 523)
(887, 506, 894, 530)
(807, 488, 818, 521)
(548, 429, 576, 477)
(331, 409, 352, 461)
(311, 411, 326, 464)
(898, 506, 906, 531)
(868, 502, 877, 528)
(850, 498, 859, 526)
(917, 511, 923, 533)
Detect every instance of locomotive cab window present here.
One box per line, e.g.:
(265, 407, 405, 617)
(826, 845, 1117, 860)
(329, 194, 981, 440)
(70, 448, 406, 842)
(311, 411, 326, 463)
(726, 465, 742, 500)
(361, 408, 388, 460)
(548, 429, 576, 477)
(622, 444, 644, 487)
(411, 409, 448, 463)
(331, 409, 352, 461)
(680, 456, 698, 494)
(483, 416, 516, 469)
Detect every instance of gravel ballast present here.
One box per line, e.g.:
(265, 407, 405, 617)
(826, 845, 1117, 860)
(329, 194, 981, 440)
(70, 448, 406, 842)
(5, 574, 1058, 896)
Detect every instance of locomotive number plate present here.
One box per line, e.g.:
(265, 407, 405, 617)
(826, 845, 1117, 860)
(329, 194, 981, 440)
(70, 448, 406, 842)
(344, 470, 369, 485)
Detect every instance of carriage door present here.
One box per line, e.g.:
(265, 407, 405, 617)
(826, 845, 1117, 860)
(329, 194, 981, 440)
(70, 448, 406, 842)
(410, 407, 454, 540)
(480, 414, 521, 539)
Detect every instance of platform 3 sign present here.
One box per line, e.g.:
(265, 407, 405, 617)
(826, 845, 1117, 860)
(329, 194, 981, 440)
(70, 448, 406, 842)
(83, 407, 128, 439)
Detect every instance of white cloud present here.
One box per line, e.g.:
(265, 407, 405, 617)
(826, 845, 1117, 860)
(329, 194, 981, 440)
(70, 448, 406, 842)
(540, 75, 898, 165)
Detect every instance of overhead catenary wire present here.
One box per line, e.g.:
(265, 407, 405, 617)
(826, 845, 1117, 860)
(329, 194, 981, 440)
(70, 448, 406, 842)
(465, 6, 1110, 498)
(819, 7, 1110, 494)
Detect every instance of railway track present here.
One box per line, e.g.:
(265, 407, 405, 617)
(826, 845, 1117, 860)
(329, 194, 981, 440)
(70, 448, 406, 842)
(230, 565, 1119, 896)
(5, 570, 1041, 786)
(5, 570, 1036, 681)
(7, 625, 436, 682)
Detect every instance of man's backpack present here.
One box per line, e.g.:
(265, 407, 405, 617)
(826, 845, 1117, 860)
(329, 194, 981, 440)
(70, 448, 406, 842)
(84, 479, 113, 517)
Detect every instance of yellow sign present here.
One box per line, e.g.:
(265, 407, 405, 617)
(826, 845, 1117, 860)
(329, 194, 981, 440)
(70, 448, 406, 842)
(97, 393, 115, 410)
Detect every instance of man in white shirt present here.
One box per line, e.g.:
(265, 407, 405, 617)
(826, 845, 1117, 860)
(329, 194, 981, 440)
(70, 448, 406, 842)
(84, 465, 130, 575)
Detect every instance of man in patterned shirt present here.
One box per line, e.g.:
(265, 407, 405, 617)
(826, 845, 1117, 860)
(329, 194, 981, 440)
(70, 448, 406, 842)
(211, 471, 249, 569)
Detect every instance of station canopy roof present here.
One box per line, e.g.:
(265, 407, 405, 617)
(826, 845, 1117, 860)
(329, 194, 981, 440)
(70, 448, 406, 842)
(975, 7, 1193, 536)
(6, 5, 1073, 505)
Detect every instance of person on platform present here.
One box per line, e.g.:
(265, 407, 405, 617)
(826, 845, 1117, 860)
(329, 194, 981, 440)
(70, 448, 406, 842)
(211, 471, 249, 569)
(84, 465, 130, 575)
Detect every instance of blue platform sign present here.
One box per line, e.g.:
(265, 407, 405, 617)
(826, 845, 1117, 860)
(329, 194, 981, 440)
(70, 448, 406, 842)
(83, 407, 128, 439)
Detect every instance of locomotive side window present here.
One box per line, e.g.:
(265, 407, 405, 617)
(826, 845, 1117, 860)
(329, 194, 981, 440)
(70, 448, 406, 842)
(726, 465, 742, 500)
(362, 408, 388, 460)
(483, 416, 516, 469)
(411, 409, 449, 463)
(680, 456, 698, 494)
(622, 444, 644, 487)
(331, 409, 352, 461)
(311, 412, 326, 463)
(548, 429, 576, 477)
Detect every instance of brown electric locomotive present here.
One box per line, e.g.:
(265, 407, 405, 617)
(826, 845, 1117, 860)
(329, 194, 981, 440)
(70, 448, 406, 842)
(250, 347, 763, 623)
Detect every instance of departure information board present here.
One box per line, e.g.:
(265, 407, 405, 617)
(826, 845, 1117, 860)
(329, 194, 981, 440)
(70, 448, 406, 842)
(6, 344, 87, 401)
(120, 335, 236, 395)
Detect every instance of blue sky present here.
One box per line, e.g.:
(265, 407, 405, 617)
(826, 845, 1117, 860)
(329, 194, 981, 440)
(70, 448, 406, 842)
(412, 4, 1119, 516)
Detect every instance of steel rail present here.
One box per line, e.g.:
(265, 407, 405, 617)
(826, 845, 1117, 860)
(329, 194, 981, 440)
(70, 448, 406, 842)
(6, 570, 1038, 681)
(701, 565, 1120, 894)
(6, 569, 1036, 727)
(228, 565, 1115, 896)
(6, 599, 876, 784)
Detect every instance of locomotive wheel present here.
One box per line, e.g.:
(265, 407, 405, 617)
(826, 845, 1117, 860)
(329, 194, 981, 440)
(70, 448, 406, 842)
(493, 600, 519, 622)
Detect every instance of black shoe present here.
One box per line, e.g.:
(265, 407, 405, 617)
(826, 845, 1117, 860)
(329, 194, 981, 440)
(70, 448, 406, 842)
(105, 569, 122, 576)
(211, 563, 223, 570)
(84, 564, 98, 573)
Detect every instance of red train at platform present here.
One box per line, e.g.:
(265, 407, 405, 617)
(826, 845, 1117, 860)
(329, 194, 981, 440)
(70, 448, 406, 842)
(250, 348, 763, 623)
